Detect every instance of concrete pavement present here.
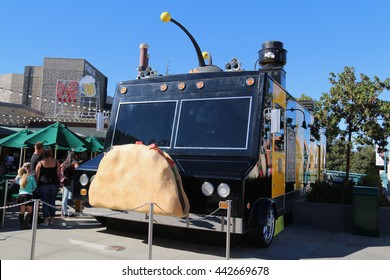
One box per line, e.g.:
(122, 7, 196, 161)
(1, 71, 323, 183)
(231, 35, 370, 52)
(1, 206, 390, 260)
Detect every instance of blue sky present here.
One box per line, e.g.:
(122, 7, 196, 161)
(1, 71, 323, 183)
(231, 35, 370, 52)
(1, 0, 389, 100)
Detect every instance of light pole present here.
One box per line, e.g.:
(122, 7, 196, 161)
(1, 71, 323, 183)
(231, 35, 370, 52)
(287, 107, 307, 129)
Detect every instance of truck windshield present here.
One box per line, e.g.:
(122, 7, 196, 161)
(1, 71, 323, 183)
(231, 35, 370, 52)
(174, 97, 252, 149)
(112, 101, 177, 148)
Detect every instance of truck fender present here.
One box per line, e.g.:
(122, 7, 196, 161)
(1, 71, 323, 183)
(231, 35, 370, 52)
(248, 198, 276, 226)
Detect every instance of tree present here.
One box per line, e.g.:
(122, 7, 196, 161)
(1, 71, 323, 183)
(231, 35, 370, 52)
(350, 145, 377, 175)
(297, 93, 314, 101)
(316, 66, 390, 183)
(326, 141, 378, 175)
(326, 138, 347, 171)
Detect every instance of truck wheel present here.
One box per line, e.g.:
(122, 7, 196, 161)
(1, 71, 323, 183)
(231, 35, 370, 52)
(248, 204, 275, 247)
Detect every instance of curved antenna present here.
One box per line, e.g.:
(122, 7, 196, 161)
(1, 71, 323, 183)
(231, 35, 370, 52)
(161, 12, 206, 67)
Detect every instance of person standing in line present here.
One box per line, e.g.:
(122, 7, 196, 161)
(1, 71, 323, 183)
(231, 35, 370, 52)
(17, 163, 36, 229)
(7, 164, 28, 202)
(71, 160, 83, 214)
(30, 142, 44, 177)
(35, 147, 61, 226)
(29, 142, 44, 223)
(60, 152, 75, 217)
(5, 153, 14, 173)
(15, 167, 27, 227)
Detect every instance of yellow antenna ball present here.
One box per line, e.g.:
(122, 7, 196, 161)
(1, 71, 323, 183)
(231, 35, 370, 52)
(202, 51, 209, 59)
(160, 12, 171, 22)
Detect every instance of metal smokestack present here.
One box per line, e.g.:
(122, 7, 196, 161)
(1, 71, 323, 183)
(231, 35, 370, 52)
(137, 43, 149, 75)
(258, 41, 287, 88)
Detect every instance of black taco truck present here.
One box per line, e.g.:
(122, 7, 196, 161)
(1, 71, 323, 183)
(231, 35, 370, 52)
(73, 12, 326, 247)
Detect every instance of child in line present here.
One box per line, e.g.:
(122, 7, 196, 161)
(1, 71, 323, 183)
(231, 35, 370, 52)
(17, 163, 37, 229)
(14, 165, 26, 184)
(7, 165, 27, 203)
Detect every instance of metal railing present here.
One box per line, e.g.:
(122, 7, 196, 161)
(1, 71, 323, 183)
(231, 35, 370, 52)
(0, 198, 234, 260)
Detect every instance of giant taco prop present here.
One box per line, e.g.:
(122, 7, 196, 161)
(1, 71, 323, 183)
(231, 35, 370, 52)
(89, 143, 190, 218)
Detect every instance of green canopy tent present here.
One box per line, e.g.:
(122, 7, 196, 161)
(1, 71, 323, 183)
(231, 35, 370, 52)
(0, 128, 34, 168)
(23, 122, 89, 158)
(86, 135, 104, 152)
(85, 135, 104, 158)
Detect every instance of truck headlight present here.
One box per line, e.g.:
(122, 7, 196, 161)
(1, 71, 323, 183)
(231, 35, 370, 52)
(217, 183, 230, 198)
(201, 181, 214, 196)
(79, 174, 89, 186)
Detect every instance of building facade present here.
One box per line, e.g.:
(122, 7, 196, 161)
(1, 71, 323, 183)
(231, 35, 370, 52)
(0, 73, 24, 104)
(25, 58, 108, 119)
(0, 57, 108, 126)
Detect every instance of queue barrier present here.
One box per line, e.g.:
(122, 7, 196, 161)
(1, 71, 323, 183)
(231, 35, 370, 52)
(11, 192, 62, 200)
(0, 199, 233, 260)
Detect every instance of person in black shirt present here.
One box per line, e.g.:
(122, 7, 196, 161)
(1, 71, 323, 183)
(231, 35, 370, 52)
(30, 142, 44, 177)
(35, 147, 61, 226)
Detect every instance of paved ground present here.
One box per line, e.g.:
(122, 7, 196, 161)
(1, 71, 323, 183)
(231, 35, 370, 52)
(1, 204, 390, 260)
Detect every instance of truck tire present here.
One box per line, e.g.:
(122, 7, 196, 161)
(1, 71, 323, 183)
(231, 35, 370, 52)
(248, 204, 275, 247)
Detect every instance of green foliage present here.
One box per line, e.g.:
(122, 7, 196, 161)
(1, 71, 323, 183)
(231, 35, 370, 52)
(350, 145, 377, 174)
(307, 174, 390, 207)
(297, 94, 313, 101)
(315, 66, 390, 181)
(327, 142, 378, 175)
(360, 173, 382, 188)
(306, 181, 353, 204)
(326, 138, 347, 171)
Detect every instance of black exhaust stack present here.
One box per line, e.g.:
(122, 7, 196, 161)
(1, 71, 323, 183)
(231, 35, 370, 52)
(258, 41, 287, 88)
